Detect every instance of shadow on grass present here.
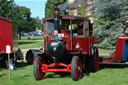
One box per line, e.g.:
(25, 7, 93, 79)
(29, 39, 43, 40)
(18, 42, 36, 45)
(20, 74, 30, 78)
(45, 72, 87, 80)
(0, 74, 6, 77)
(16, 62, 30, 68)
(100, 63, 128, 69)
(45, 72, 71, 79)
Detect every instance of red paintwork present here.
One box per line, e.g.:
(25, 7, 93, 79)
(119, 36, 128, 39)
(47, 29, 71, 50)
(72, 37, 90, 54)
(42, 63, 71, 72)
(113, 35, 128, 62)
(0, 17, 13, 53)
(0, 17, 12, 22)
(101, 35, 128, 63)
(113, 39, 124, 62)
(37, 57, 45, 79)
(70, 50, 82, 54)
(102, 58, 113, 63)
(38, 15, 98, 80)
(47, 29, 95, 55)
(74, 57, 82, 80)
(95, 48, 99, 71)
(43, 16, 93, 55)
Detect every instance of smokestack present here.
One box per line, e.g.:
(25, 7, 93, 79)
(54, 7, 60, 31)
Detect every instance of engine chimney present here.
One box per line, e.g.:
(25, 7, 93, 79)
(54, 7, 60, 31)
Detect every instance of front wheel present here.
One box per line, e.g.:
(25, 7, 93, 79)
(71, 56, 82, 81)
(33, 56, 46, 80)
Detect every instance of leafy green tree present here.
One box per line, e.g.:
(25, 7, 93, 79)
(0, 0, 15, 18)
(93, 0, 128, 49)
(0, 0, 44, 40)
(45, 0, 65, 17)
(11, 6, 34, 39)
(32, 17, 42, 30)
(0, 0, 38, 39)
(78, 3, 85, 17)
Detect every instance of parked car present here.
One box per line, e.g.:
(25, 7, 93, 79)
(28, 31, 44, 36)
(21, 32, 28, 36)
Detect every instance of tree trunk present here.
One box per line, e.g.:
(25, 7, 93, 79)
(19, 32, 21, 40)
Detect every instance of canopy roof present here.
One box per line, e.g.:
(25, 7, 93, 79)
(43, 15, 89, 21)
(0, 17, 12, 23)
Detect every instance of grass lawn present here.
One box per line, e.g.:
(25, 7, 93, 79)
(21, 36, 43, 40)
(98, 48, 113, 54)
(18, 36, 44, 49)
(98, 48, 113, 56)
(0, 63, 128, 85)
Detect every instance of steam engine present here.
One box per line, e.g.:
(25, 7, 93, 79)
(33, 6, 99, 81)
(47, 8, 67, 62)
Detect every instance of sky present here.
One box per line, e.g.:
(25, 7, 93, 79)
(14, 0, 47, 19)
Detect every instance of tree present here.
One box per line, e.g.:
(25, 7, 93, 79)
(45, 0, 65, 17)
(33, 17, 42, 30)
(93, 0, 128, 49)
(0, 0, 36, 39)
(0, 0, 43, 40)
(78, 3, 85, 17)
(11, 6, 35, 39)
(0, 0, 15, 18)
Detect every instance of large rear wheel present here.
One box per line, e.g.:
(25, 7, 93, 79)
(71, 56, 82, 81)
(33, 56, 45, 80)
(87, 47, 99, 72)
(95, 48, 100, 71)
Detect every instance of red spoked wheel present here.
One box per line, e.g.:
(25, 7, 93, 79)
(33, 56, 45, 80)
(71, 56, 82, 81)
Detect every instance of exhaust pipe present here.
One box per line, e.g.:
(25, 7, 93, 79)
(54, 7, 60, 31)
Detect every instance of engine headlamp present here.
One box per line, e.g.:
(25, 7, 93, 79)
(76, 43, 80, 49)
(53, 47, 57, 52)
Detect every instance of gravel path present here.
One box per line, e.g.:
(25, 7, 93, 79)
(21, 48, 39, 62)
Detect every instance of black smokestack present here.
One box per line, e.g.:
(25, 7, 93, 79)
(54, 7, 60, 31)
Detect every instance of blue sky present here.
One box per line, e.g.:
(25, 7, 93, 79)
(15, 0, 47, 19)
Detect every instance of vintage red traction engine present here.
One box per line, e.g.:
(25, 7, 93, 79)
(33, 8, 99, 81)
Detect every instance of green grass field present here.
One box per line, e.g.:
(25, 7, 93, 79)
(18, 36, 43, 49)
(1, 36, 128, 85)
(0, 63, 128, 85)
